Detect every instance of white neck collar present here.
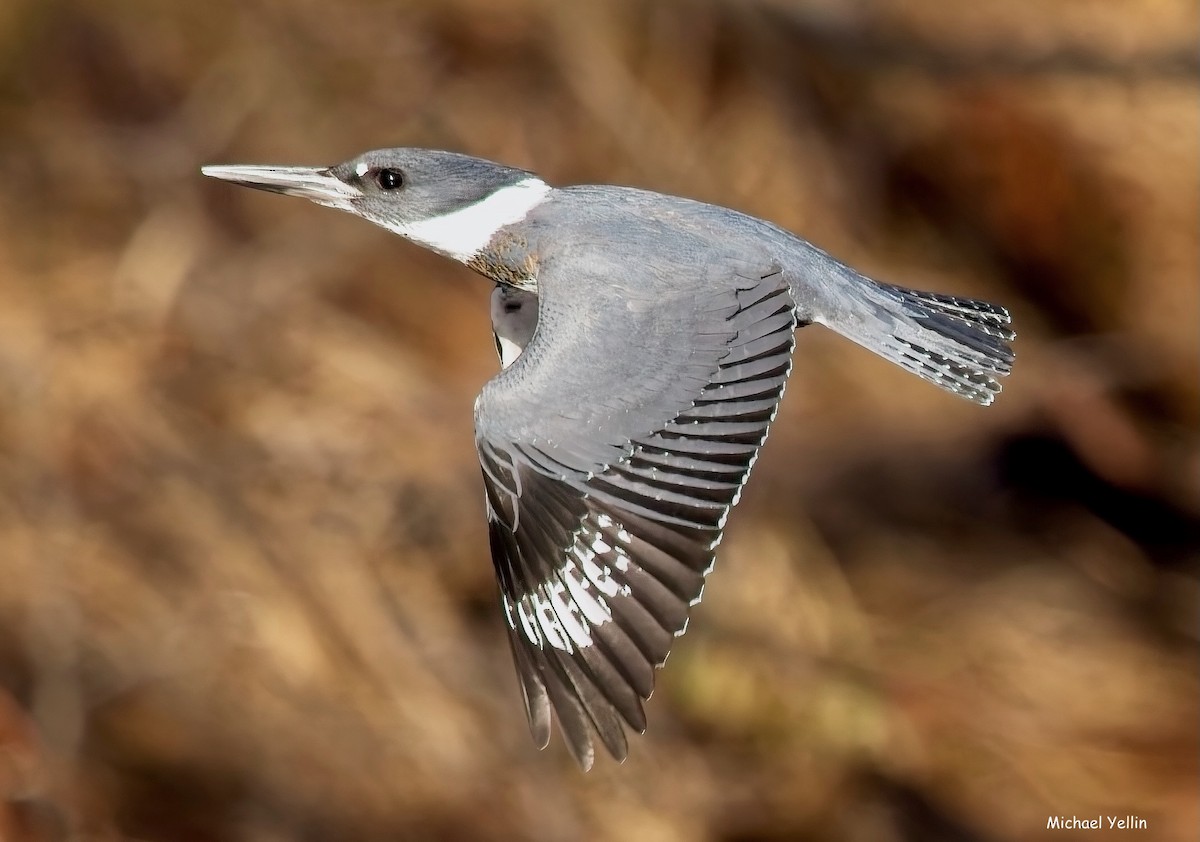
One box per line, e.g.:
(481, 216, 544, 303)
(384, 177, 551, 262)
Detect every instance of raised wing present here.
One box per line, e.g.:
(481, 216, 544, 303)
(475, 254, 796, 769)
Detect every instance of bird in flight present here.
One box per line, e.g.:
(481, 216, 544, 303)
(203, 149, 1014, 769)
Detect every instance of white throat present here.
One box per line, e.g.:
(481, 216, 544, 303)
(385, 177, 551, 262)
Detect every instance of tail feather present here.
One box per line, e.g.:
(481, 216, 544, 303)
(880, 335, 1005, 405)
(817, 272, 1015, 406)
(877, 283, 1016, 342)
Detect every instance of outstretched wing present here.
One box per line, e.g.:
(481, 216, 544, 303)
(475, 251, 797, 769)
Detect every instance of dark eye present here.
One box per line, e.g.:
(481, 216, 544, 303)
(503, 301, 522, 313)
(375, 168, 404, 190)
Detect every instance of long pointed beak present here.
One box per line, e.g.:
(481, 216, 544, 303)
(201, 164, 361, 209)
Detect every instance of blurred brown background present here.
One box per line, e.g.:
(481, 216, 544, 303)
(0, 0, 1197, 840)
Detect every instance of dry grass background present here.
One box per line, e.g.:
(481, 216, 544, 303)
(0, 0, 1197, 840)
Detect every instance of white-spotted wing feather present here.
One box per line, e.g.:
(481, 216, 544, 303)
(478, 261, 795, 769)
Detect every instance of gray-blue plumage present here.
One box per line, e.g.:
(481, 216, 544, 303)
(202, 149, 1014, 770)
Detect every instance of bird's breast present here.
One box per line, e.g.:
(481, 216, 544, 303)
(467, 229, 540, 291)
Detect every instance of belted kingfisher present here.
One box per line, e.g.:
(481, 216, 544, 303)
(202, 149, 1014, 769)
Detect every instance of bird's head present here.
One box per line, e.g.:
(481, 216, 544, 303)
(202, 148, 550, 262)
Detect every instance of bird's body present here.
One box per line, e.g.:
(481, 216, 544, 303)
(203, 149, 1014, 769)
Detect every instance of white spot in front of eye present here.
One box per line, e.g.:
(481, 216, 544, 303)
(354, 161, 370, 177)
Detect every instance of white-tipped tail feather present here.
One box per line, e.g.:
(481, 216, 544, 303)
(819, 272, 1014, 405)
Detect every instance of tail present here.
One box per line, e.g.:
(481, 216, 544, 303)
(815, 269, 1015, 405)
